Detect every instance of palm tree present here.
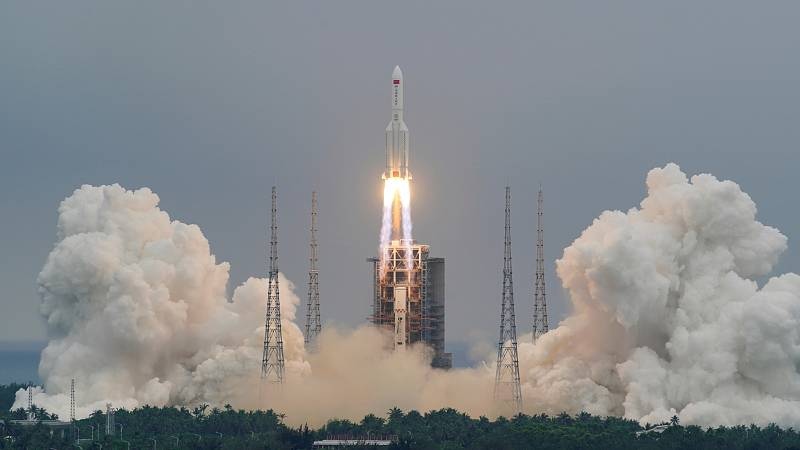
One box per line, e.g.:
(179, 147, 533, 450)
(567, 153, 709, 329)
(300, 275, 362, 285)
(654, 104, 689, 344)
(387, 407, 403, 424)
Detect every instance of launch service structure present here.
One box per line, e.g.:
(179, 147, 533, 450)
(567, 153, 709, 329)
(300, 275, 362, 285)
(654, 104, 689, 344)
(369, 67, 451, 369)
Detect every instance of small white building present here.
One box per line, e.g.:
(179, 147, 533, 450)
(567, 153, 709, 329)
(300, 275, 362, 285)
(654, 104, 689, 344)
(313, 435, 398, 448)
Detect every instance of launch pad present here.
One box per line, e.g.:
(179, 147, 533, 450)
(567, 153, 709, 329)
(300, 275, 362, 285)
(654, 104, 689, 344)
(368, 241, 450, 368)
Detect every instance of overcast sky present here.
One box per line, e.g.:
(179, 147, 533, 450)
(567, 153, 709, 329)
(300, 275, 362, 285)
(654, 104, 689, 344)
(2, 2, 799, 352)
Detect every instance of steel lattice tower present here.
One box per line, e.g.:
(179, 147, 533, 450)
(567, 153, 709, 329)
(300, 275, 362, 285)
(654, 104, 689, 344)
(494, 186, 522, 413)
(70, 379, 75, 422)
(70, 378, 76, 440)
(261, 186, 285, 384)
(27, 388, 33, 421)
(305, 191, 321, 346)
(533, 186, 549, 341)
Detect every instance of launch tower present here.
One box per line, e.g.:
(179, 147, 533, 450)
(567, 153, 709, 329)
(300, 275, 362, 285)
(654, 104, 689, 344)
(368, 247, 449, 368)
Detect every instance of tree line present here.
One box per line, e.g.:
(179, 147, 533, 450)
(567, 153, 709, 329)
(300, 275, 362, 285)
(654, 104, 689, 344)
(2, 384, 800, 449)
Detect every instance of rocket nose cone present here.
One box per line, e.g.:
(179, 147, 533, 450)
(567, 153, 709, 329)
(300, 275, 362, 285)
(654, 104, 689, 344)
(392, 65, 403, 80)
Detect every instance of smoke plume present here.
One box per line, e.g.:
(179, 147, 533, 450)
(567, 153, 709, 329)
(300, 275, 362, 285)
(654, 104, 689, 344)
(13, 185, 309, 419)
(15, 164, 800, 428)
(519, 163, 797, 427)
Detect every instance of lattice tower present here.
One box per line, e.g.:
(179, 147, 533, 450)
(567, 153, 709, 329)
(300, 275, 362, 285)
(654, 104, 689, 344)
(533, 186, 549, 341)
(261, 186, 285, 383)
(494, 186, 523, 413)
(70, 379, 75, 422)
(305, 191, 321, 346)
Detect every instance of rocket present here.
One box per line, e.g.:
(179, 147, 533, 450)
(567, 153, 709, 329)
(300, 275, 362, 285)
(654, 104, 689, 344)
(384, 66, 410, 180)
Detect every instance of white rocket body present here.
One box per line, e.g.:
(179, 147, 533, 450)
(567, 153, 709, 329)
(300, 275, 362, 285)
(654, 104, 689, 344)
(385, 66, 410, 180)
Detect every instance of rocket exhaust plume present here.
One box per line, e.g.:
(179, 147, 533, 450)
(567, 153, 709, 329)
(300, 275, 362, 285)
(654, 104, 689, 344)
(400, 185, 413, 248)
(379, 178, 413, 275)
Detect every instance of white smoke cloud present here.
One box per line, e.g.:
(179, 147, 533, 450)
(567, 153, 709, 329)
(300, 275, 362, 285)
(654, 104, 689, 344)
(15, 164, 800, 428)
(15, 183, 491, 425)
(14, 184, 308, 419)
(519, 163, 799, 427)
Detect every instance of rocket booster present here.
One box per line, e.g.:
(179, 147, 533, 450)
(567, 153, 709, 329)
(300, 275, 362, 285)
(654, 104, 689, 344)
(385, 66, 410, 180)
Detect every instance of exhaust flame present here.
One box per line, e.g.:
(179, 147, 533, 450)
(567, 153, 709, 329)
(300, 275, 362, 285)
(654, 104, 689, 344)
(379, 177, 413, 276)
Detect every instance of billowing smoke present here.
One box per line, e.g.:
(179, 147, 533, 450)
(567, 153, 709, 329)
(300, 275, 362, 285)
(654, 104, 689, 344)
(13, 185, 309, 419)
(519, 163, 799, 427)
(15, 164, 800, 428)
(14, 183, 491, 425)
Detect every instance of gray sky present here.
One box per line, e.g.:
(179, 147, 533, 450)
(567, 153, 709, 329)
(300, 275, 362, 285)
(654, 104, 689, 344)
(2, 2, 800, 353)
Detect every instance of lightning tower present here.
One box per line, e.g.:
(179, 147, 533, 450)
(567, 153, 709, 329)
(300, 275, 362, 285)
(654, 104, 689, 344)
(305, 191, 321, 346)
(261, 186, 285, 384)
(494, 186, 522, 413)
(533, 186, 549, 341)
(26, 388, 33, 421)
(70, 378, 76, 441)
(70, 379, 75, 422)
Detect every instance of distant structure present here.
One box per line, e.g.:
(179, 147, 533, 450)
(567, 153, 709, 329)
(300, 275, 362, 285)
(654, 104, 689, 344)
(70, 379, 75, 423)
(532, 186, 549, 341)
(313, 434, 398, 448)
(305, 191, 321, 346)
(261, 186, 285, 384)
(494, 186, 522, 413)
(105, 403, 115, 436)
(70, 379, 76, 440)
(26, 388, 33, 421)
(0, 386, 71, 438)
